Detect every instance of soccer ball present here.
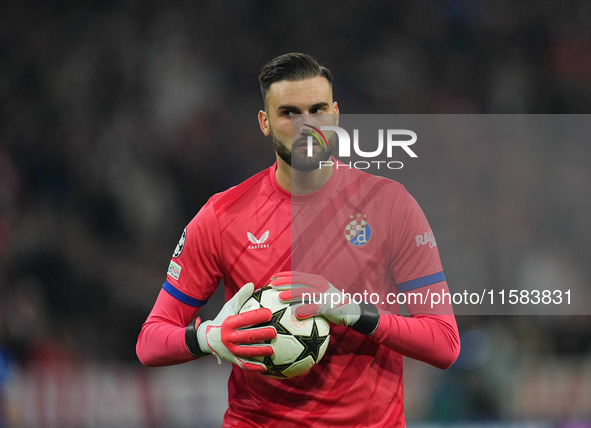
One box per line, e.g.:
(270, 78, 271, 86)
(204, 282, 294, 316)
(239, 286, 330, 379)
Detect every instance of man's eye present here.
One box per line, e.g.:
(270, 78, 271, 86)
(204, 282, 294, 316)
(311, 108, 324, 114)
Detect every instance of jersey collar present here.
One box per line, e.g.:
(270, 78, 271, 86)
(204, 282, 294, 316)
(268, 157, 342, 204)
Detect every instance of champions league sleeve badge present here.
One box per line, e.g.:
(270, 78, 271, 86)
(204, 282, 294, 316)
(173, 228, 186, 258)
(344, 214, 371, 247)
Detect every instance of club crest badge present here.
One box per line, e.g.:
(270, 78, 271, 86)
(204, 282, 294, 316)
(344, 214, 371, 247)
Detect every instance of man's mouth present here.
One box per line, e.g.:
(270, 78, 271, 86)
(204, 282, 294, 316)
(294, 137, 320, 149)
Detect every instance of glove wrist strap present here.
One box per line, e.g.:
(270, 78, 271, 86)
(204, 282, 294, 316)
(351, 303, 380, 336)
(185, 317, 207, 358)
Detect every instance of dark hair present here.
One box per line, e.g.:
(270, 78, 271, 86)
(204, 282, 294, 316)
(259, 53, 334, 106)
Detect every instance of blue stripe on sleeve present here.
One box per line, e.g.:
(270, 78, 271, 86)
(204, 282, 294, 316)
(162, 281, 208, 307)
(397, 271, 446, 292)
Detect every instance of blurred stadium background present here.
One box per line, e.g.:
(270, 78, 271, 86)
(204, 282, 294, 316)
(1, 0, 591, 426)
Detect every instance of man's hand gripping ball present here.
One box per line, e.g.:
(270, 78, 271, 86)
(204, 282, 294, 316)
(196, 283, 276, 372)
(270, 271, 380, 335)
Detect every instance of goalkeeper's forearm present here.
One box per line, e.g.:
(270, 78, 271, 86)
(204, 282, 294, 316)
(136, 288, 202, 367)
(369, 282, 460, 369)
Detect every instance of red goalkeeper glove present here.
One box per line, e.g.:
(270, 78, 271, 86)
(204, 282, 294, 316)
(269, 271, 379, 335)
(192, 283, 276, 372)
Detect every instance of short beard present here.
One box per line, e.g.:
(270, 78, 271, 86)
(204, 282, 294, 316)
(272, 133, 335, 172)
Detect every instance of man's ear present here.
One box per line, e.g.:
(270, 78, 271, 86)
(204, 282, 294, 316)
(258, 110, 271, 137)
(334, 101, 339, 126)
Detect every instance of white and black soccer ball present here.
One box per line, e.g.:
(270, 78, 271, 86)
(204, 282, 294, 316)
(239, 286, 330, 379)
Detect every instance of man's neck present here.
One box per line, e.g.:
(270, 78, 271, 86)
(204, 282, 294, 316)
(275, 156, 334, 195)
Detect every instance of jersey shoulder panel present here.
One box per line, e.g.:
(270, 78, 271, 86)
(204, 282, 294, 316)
(209, 167, 273, 217)
(162, 169, 271, 302)
(387, 180, 444, 290)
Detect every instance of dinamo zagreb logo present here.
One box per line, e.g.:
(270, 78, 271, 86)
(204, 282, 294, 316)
(344, 214, 371, 247)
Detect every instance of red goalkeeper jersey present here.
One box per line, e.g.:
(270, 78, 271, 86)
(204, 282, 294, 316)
(138, 161, 459, 427)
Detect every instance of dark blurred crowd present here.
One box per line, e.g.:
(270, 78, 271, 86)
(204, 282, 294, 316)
(1, 0, 591, 421)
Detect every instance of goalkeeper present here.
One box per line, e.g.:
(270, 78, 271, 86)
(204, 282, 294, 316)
(137, 52, 459, 427)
